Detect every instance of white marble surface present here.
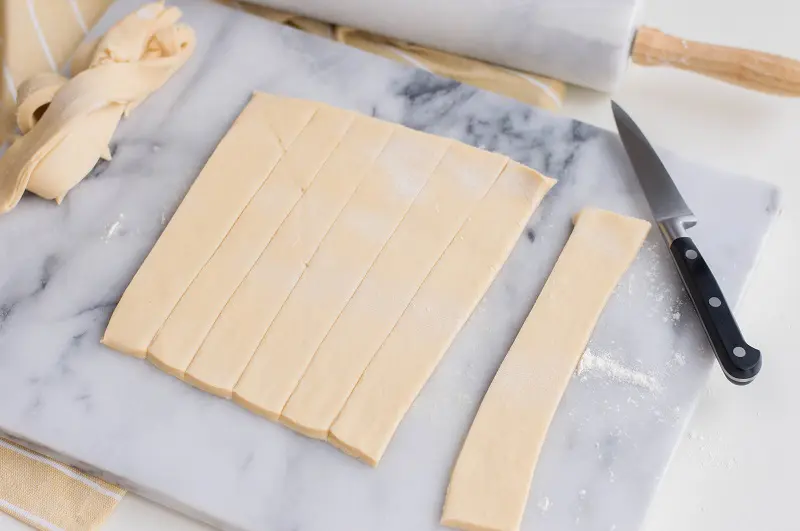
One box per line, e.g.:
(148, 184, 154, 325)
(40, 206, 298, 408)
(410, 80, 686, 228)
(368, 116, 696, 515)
(0, 1, 780, 531)
(248, 0, 642, 91)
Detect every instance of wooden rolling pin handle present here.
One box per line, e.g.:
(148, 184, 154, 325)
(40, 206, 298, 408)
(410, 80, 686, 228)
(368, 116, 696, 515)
(631, 26, 800, 97)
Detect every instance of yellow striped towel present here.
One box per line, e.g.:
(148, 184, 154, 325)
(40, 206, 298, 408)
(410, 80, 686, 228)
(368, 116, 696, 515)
(1, 0, 111, 142)
(0, 439, 125, 530)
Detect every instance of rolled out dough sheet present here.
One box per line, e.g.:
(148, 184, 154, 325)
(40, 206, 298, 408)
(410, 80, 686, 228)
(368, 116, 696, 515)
(102, 92, 560, 468)
(183, 116, 395, 397)
(441, 208, 651, 531)
(232, 128, 450, 419)
(280, 143, 509, 439)
(328, 162, 555, 466)
(102, 93, 315, 357)
(147, 104, 353, 377)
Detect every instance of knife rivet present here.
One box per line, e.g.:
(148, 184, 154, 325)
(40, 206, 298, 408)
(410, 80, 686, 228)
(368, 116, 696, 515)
(733, 346, 746, 358)
(685, 249, 698, 260)
(709, 297, 722, 308)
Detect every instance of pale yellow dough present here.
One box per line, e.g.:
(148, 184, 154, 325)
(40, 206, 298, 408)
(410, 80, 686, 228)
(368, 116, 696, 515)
(0, 3, 195, 214)
(328, 162, 555, 465)
(184, 116, 394, 398)
(441, 208, 650, 531)
(233, 127, 450, 418)
(102, 93, 560, 469)
(103, 93, 315, 357)
(280, 143, 509, 439)
(147, 104, 353, 377)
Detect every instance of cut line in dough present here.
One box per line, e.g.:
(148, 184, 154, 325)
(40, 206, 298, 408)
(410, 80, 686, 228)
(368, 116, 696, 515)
(233, 127, 451, 419)
(183, 115, 395, 398)
(280, 143, 509, 439)
(441, 208, 650, 531)
(147, 104, 353, 377)
(328, 161, 555, 466)
(102, 93, 315, 358)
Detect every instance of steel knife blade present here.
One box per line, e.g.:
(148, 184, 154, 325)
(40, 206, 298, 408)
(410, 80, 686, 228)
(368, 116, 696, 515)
(611, 101, 761, 385)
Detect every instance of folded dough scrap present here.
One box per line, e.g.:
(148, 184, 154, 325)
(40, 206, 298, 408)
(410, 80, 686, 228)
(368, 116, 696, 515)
(0, 2, 195, 215)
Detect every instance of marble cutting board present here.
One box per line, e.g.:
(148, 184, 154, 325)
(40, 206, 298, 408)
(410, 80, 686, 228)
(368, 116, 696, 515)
(0, 1, 780, 530)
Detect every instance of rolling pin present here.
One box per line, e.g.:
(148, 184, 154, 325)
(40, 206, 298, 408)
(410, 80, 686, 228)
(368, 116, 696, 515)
(248, 0, 800, 95)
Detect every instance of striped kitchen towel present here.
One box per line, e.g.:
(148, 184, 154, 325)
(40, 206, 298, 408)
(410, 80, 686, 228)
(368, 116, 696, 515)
(0, 439, 125, 531)
(1, 0, 110, 142)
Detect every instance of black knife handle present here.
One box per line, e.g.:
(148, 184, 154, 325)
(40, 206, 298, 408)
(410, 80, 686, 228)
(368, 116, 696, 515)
(669, 237, 761, 385)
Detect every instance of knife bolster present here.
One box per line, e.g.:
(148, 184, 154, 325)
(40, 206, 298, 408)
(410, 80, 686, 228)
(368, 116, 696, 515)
(658, 215, 697, 244)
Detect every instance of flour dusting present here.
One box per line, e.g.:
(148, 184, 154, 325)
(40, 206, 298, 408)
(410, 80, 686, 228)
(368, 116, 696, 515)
(537, 496, 551, 513)
(103, 213, 124, 242)
(577, 348, 662, 392)
(105, 222, 120, 239)
(667, 352, 687, 369)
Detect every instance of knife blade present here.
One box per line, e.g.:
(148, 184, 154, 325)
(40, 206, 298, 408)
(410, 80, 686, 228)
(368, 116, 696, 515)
(611, 101, 762, 385)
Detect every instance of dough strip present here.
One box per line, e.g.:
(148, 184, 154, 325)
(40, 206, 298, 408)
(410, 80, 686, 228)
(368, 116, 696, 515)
(233, 127, 451, 419)
(147, 102, 353, 377)
(102, 93, 315, 357)
(441, 208, 650, 531)
(281, 143, 509, 439)
(184, 115, 395, 397)
(328, 161, 555, 465)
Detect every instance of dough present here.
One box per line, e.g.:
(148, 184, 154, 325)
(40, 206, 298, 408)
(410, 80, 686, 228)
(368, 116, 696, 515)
(103, 92, 561, 468)
(280, 143, 509, 439)
(183, 116, 395, 397)
(0, 4, 195, 214)
(232, 128, 450, 419)
(103, 93, 315, 357)
(147, 104, 353, 377)
(15, 73, 67, 135)
(440, 208, 650, 531)
(328, 162, 555, 466)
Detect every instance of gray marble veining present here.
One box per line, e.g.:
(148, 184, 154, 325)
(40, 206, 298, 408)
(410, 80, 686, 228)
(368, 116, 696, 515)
(0, 1, 779, 530)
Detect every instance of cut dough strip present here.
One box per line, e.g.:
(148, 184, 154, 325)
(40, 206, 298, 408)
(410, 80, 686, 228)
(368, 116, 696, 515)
(183, 115, 395, 397)
(441, 208, 650, 531)
(147, 104, 354, 377)
(328, 161, 555, 466)
(102, 93, 316, 357)
(232, 128, 451, 419)
(280, 143, 509, 439)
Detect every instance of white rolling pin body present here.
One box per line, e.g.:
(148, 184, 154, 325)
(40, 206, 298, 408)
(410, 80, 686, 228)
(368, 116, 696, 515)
(250, 0, 642, 91)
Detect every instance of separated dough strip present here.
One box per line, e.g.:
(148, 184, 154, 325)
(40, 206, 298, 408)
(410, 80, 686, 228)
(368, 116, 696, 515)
(102, 93, 316, 357)
(147, 104, 355, 377)
(184, 116, 395, 397)
(328, 162, 555, 465)
(232, 127, 451, 420)
(280, 143, 509, 439)
(441, 208, 650, 531)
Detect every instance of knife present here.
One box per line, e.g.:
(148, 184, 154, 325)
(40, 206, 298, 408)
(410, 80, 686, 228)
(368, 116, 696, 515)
(611, 101, 762, 385)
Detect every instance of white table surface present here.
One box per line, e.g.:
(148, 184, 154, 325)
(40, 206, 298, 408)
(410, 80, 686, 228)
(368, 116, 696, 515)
(2, 0, 798, 529)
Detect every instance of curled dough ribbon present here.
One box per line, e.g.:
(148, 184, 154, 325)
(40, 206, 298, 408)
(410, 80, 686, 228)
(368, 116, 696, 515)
(0, 3, 195, 214)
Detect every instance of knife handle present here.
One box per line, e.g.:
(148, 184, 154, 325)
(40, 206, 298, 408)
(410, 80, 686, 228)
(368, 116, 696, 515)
(669, 237, 762, 385)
